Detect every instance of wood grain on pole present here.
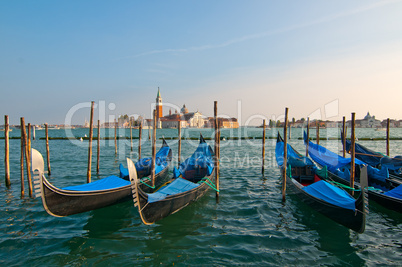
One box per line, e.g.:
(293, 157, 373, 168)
(87, 101, 94, 183)
(130, 120, 133, 152)
(5, 115, 10, 186)
(97, 119, 100, 175)
(138, 122, 142, 159)
(20, 118, 25, 197)
(351, 113, 356, 195)
(151, 110, 157, 188)
(305, 117, 310, 157)
(114, 118, 117, 155)
(289, 123, 291, 140)
(21, 118, 33, 197)
(217, 121, 221, 161)
(342, 116, 346, 158)
(45, 123, 51, 176)
(214, 101, 219, 201)
(262, 119, 266, 174)
(178, 120, 181, 166)
(282, 108, 289, 202)
(27, 123, 31, 161)
(316, 122, 320, 145)
(217, 125, 221, 167)
(386, 118, 390, 156)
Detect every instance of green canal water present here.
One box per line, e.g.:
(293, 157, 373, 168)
(1, 127, 402, 266)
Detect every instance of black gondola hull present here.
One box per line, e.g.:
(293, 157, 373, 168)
(286, 175, 365, 233)
(39, 166, 170, 217)
(136, 175, 214, 224)
(326, 169, 402, 213)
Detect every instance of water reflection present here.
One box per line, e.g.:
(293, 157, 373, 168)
(287, 195, 365, 265)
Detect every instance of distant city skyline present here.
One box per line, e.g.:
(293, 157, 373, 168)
(1, 1, 402, 125)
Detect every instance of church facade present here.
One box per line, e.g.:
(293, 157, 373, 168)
(155, 88, 238, 129)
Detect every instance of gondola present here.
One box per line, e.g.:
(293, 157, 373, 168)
(304, 132, 402, 213)
(341, 131, 402, 180)
(119, 138, 171, 180)
(275, 133, 367, 233)
(31, 140, 172, 217)
(128, 134, 215, 225)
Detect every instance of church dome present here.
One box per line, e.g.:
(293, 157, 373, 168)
(364, 112, 372, 120)
(181, 104, 189, 114)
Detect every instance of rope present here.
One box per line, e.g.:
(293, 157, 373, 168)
(327, 180, 381, 192)
(346, 148, 402, 160)
(199, 177, 219, 192)
(139, 177, 155, 189)
(353, 151, 386, 158)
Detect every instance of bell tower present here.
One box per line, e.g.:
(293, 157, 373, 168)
(156, 87, 163, 119)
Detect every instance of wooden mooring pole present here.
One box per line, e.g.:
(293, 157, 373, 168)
(97, 119, 100, 175)
(27, 123, 31, 161)
(4, 115, 10, 187)
(342, 116, 346, 158)
(138, 122, 142, 159)
(305, 117, 310, 157)
(21, 119, 33, 198)
(114, 118, 117, 155)
(316, 122, 320, 145)
(214, 101, 220, 202)
(350, 113, 356, 196)
(386, 118, 390, 156)
(288, 123, 291, 140)
(45, 123, 51, 176)
(20, 119, 25, 197)
(87, 101, 94, 183)
(129, 121, 133, 152)
(218, 122, 221, 163)
(282, 108, 289, 202)
(151, 110, 157, 188)
(262, 119, 266, 174)
(178, 120, 181, 166)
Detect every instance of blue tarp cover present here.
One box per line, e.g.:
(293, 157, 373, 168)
(303, 180, 356, 211)
(63, 175, 130, 191)
(147, 178, 200, 203)
(174, 140, 214, 179)
(345, 139, 383, 167)
(345, 139, 402, 174)
(119, 163, 129, 178)
(119, 145, 171, 178)
(275, 139, 315, 168)
(304, 132, 388, 182)
(384, 184, 402, 199)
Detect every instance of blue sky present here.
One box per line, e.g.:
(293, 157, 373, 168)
(1, 0, 402, 125)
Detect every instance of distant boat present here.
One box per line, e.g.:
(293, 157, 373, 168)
(47, 126, 60, 130)
(375, 128, 386, 131)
